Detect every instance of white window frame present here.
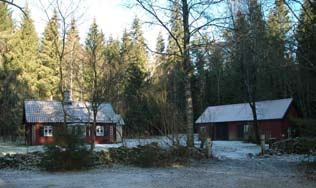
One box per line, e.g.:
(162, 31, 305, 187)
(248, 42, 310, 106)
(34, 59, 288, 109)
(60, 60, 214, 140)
(200, 126, 206, 133)
(244, 125, 250, 133)
(79, 126, 86, 137)
(96, 125, 104, 136)
(44, 126, 53, 137)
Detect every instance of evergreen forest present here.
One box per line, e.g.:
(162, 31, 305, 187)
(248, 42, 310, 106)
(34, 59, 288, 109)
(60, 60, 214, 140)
(0, 0, 315, 143)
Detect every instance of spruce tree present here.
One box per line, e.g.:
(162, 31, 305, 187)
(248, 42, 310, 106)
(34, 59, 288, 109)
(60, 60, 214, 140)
(153, 31, 166, 82)
(266, 0, 291, 98)
(0, 2, 20, 139)
(84, 19, 106, 151)
(39, 10, 60, 99)
(296, 0, 316, 117)
(191, 34, 207, 119)
(64, 18, 84, 101)
(9, 6, 41, 98)
(123, 17, 150, 136)
(165, 0, 186, 122)
(104, 35, 122, 102)
(130, 17, 148, 72)
(154, 31, 165, 66)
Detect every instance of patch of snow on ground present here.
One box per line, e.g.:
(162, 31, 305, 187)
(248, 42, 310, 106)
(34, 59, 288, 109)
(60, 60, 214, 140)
(95, 135, 188, 151)
(265, 154, 315, 163)
(1, 136, 314, 163)
(211, 141, 262, 160)
(0, 143, 43, 156)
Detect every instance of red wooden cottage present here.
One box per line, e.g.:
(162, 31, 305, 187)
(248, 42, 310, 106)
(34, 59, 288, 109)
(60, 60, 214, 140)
(195, 98, 299, 141)
(24, 99, 124, 145)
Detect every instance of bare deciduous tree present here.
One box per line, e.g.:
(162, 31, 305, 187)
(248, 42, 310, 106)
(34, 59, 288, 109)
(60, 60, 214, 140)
(134, 0, 227, 147)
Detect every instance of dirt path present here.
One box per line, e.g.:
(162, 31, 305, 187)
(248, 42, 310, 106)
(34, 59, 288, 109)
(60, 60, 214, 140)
(1, 157, 315, 188)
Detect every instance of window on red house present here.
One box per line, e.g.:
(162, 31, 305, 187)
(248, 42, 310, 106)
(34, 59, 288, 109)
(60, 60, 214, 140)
(43, 126, 53, 137)
(200, 126, 206, 133)
(96, 126, 104, 136)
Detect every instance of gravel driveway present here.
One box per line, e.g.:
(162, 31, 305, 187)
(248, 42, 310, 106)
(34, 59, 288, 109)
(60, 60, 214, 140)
(0, 158, 315, 188)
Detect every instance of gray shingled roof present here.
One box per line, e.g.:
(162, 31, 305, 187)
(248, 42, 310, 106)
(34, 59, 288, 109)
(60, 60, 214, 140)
(24, 100, 124, 125)
(195, 98, 293, 124)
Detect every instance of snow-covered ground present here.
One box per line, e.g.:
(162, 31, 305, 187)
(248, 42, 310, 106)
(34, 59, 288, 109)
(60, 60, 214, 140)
(0, 143, 43, 157)
(1, 137, 315, 188)
(212, 141, 262, 160)
(1, 135, 313, 163)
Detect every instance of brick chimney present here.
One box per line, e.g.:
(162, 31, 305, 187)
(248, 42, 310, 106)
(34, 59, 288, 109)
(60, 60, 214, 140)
(64, 90, 72, 104)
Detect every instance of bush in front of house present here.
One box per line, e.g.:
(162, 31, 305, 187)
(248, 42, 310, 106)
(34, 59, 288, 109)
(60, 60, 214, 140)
(130, 143, 170, 167)
(271, 137, 316, 154)
(293, 118, 316, 138)
(269, 119, 316, 155)
(108, 143, 166, 167)
(0, 152, 43, 170)
(40, 125, 92, 171)
(107, 143, 205, 167)
(40, 144, 92, 171)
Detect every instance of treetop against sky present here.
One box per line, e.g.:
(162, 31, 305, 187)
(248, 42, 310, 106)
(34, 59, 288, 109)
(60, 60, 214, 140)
(10, 0, 302, 55)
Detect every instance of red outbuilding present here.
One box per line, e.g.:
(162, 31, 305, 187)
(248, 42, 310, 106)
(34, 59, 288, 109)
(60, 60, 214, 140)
(195, 98, 299, 141)
(23, 97, 124, 145)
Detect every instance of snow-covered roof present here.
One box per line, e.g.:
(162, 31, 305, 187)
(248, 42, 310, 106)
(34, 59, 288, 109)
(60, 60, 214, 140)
(24, 100, 125, 125)
(195, 98, 293, 124)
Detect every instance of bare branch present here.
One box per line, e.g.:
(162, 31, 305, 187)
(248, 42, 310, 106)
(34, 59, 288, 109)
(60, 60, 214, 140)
(0, 0, 26, 16)
(135, 0, 184, 55)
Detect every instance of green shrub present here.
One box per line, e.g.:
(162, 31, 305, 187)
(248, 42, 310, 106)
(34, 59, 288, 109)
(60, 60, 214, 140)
(40, 125, 92, 171)
(40, 145, 92, 171)
(130, 143, 169, 167)
(298, 138, 316, 154)
(293, 118, 316, 137)
(108, 143, 205, 168)
(109, 146, 132, 165)
(271, 137, 316, 154)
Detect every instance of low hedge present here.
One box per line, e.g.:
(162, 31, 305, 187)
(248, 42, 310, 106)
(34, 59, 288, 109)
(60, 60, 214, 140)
(106, 143, 205, 167)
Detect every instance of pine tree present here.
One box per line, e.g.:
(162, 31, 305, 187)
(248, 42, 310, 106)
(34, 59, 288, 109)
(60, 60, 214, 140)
(103, 35, 123, 102)
(64, 18, 84, 101)
(117, 29, 132, 112)
(0, 2, 20, 139)
(266, 0, 291, 98)
(123, 17, 150, 136)
(121, 29, 132, 65)
(0, 2, 14, 60)
(129, 16, 148, 72)
(165, 0, 185, 121)
(191, 34, 207, 119)
(9, 6, 41, 98)
(154, 31, 165, 65)
(85, 19, 105, 85)
(39, 10, 60, 99)
(296, 0, 316, 117)
(153, 31, 166, 79)
(84, 19, 106, 151)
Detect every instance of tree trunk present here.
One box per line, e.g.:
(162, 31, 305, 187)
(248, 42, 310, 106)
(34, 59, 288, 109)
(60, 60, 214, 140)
(249, 101, 260, 143)
(90, 112, 97, 152)
(185, 77, 194, 147)
(182, 0, 194, 147)
(90, 124, 95, 152)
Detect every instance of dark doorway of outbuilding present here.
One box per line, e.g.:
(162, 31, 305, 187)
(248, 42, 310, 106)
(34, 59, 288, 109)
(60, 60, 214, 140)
(237, 125, 244, 139)
(215, 124, 228, 140)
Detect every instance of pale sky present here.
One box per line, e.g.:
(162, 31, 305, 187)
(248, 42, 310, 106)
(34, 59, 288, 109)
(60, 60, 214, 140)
(12, 0, 162, 54)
